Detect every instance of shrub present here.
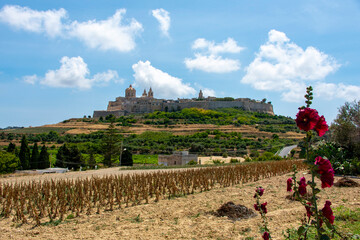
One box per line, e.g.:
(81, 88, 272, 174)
(0, 151, 20, 173)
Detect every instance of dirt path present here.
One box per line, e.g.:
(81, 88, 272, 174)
(0, 171, 359, 239)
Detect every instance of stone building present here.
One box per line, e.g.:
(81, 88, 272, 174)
(158, 151, 198, 166)
(93, 85, 274, 118)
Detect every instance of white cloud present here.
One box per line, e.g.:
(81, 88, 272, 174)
(69, 9, 143, 52)
(24, 56, 119, 89)
(23, 74, 38, 84)
(132, 60, 196, 99)
(202, 88, 216, 97)
(0, 6, 143, 52)
(315, 82, 360, 101)
(192, 38, 244, 55)
(152, 8, 170, 37)
(241, 29, 340, 102)
(0, 5, 67, 37)
(185, 38, 243, 73)
(185, 54, 240, 73)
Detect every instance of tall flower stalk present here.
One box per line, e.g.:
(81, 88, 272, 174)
(287, 86, 340, 239)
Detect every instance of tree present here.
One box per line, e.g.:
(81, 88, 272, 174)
(6, 142, 16, 153)
(68, 145, 82, 170)
(88, 152, 96, 169)
(331, 100, 360, 158)
(19, 135, 30, 170)
(102, 121, 121, 167)
(0, 151, 20, 173)
(38, 145, 50, 169)
(55, 144, 69, 168)
(30, 142, 39, 169)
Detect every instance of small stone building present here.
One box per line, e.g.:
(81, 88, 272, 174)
(158, 151, 198, 166)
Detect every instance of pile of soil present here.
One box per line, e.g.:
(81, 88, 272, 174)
(213, 201, 257, 221)
(334, 177, 359, 187)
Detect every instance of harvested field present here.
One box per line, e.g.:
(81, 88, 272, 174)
(0, 163, 359, 239)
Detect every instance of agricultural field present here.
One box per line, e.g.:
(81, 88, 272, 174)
(0, 160, 358, 239)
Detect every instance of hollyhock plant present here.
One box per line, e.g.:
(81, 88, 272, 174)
(262, 231, 270, 240)
(287, 178, 293, 192)
(295, 107, 320, 132)
(314, 116, 329, 137)
(298, 177, 307, 196)
(254, 187, 265, 198)
(254, 187, 271, 239)
(305, 202, 313, 219)
(322, 201, 335, 225)
(315, 156, 334, 188)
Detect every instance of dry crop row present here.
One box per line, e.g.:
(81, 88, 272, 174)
(0, 160, 306, 225)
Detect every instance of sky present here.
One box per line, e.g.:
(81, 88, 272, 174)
(0, 0, 360, 128)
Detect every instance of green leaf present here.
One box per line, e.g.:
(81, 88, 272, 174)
(320, 234, 331, 240)
(297, 226, 306, 236)
(325, 220, 333, 230)
(313, 188, 321, 194)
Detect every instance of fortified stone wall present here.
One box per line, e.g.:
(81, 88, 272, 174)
(93, 85, 274, 118)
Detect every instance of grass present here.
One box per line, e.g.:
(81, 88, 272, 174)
(284, 206, 360, 239)
(132, 154, 158, 164)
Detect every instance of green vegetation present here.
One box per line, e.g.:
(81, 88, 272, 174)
(143, 108, 299, 133)
(285, 206, 360, 239)
(0, 151, 19, 173)
(132, 154, 158, 164)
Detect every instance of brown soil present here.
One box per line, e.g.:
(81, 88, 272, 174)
(334, 177, 360, 187)
(0, 169, 359, 240)
(213, 201, 257, 221)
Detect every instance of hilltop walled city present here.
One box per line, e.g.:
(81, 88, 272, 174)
(93, 85, 274, 118)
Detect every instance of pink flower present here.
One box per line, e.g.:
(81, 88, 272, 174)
(295, 108, 320, 132)
(315, 156, 334, 188)
(314, 115, 329, 137)
(322, 201, 335, 224)
(254, 187, 265, 198)
(298, 177, 307, 196)
(262, 231, 270, 240)
(287, 178, 293, 192)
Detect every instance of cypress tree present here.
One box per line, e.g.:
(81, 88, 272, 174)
(55, 144, 69, 168)
(68, 145, 82, 170)
(102, 120, 121, 167)
(6, 142, 16, 153)
(30, 142, 39, 169)
(38, 145, 50, 169)
(19, 135, 30, 170)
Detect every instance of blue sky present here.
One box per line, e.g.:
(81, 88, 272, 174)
(1, 0, 360, 128)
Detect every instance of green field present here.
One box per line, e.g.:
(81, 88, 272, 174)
(132, 154, 158, 164)
(0, 127, 72, 134)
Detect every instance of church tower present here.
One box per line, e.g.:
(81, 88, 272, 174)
(125, 85, 136, 98)
(198, 90, 204, 99)
(141, 89, 147, 97)
(148, 87, 154, 98)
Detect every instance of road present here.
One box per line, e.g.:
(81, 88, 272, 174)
(277, 145, 297, 158)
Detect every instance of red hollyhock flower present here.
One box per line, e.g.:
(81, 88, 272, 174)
(287, 178, 293, 192)
(314, 115, 329, 137)
(315, 156, 332, 173)
(315, 156, 334, 188)
(262, 231, 270, 240)
(320, 169, 334, 188)
(254, 202, 268, 214)
(305, 202, 313, 218)
(298, 177, 307, 196)
(254, 187, 265, 198)
(295, 108, 320, 132)
(322, 201, 335, 224)
(261, 202, 268, 214)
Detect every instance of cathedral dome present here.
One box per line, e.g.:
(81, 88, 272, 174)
(125, 85, 136, 98)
